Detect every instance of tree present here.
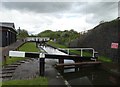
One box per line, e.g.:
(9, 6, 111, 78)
(37, 29, 79, 46)
(99, 20, 105, 24)
(17, 29, 29, 39)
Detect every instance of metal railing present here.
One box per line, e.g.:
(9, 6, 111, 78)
(58, 48, 98, 58)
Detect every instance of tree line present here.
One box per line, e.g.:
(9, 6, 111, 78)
(38, 29, 80, 46)
(17, 28, 80, 46)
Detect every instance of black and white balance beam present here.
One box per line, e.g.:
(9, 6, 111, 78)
(9, 51, 45, 76)
(9, 51, 45, 58)
(9, 51, 96, 61)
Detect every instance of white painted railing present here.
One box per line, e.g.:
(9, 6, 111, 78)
(58, 48, 97, 58)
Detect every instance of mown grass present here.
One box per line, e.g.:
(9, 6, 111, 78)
(18, 42, 39, 52)
(5, 57, 24, 65)
(3, 42, 39, 65)
(98, 56, 112, 62)
(47, 41, 66, 48)
(2, 77, 48, 86)
(47, 41, 112, 62)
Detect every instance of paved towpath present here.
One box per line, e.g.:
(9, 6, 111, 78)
(8, 58, 67, 86)
(3, 45, 69, 86)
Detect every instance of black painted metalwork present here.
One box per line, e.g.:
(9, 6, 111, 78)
(39, 58, 45, 76)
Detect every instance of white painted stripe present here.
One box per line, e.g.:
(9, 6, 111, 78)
(64, 80, 71, 87)
(9, 51, 25, 57)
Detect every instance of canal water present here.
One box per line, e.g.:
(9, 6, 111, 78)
(40, 46, 118, 86)
(40, 46, 74, 64)
(62, 67, 117, 86)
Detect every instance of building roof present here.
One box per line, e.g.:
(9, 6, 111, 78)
(0, 22, 15, 29)
(0, 22, 17, 33)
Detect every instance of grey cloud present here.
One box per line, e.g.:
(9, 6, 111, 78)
(118, 1, 120, 17)
(57, 2, 117, 25)
(72, 2, 117, 15)
(2, 2, 73, 13)
(70, 2, 118, 25)
(84, 2, 118, 24)
(2, 2, 118, 15)
(1, 2, 118, 26)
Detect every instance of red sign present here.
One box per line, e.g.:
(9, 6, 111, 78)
(111, 43, 119, 49)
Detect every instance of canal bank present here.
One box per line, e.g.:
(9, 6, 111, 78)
(39, 46, 72, 86)
(46, 42, 120, 74)
(43, 43, 120, 86)
(45, 59, 68, 86)
(5, 42, 118, 86)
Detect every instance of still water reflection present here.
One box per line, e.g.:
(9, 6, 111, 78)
(61, 67, 118, 86)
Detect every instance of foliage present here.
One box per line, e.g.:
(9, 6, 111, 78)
(29, 34, 37, 37)
(17, 29, 29, 39)
(2, 77, 48, 86)
(70, 19, 119, 63)
(99, 20, 106, 24)
(38, 29, 80, 46)
(38, 30, 54, 38)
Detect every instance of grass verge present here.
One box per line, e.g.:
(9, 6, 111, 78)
(18, 42, 39, 52)
(3, 42, 39, 65)
(47, 41, 66, 48)
(2, 77, 48, 86)
(98, 56, 112, 62)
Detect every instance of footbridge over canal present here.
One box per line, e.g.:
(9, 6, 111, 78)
(25, 37, 50, 42)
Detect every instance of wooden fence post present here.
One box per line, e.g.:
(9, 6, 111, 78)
(59, 58, 64, 73)
(74, 60, 79, 72)
(4, 55, 7, 65)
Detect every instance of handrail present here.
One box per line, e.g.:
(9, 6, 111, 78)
(58, 48, 96, 58)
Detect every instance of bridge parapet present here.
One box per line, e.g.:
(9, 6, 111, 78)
(25, 37, 50, 42)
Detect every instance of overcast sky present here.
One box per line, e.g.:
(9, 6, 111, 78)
(0, 0, 119, 34)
